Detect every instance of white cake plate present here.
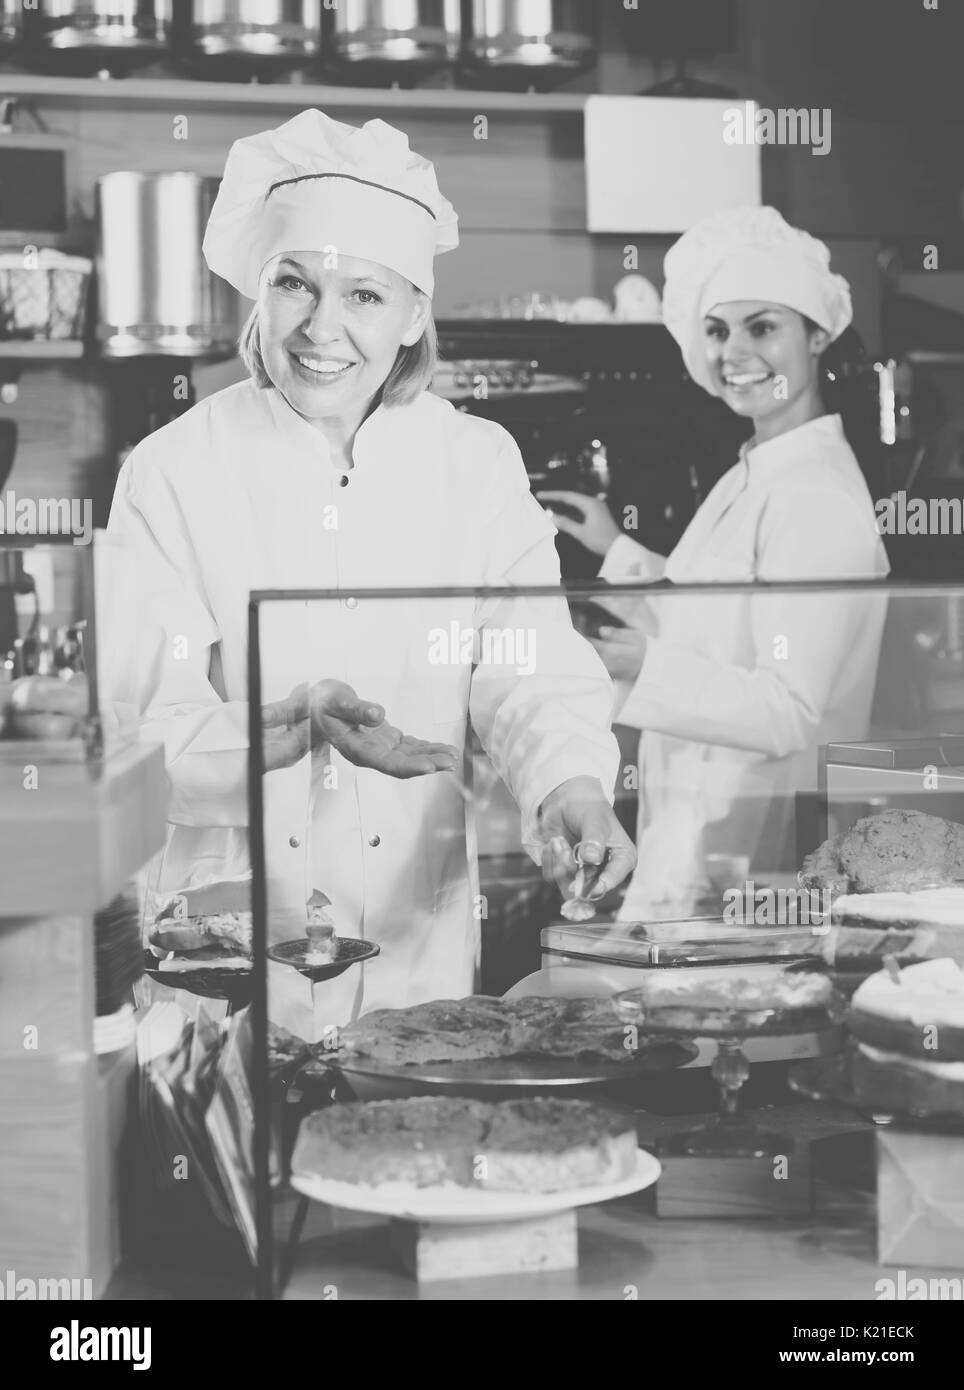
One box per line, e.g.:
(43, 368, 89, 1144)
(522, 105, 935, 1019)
(289, 1148, 660, 1225)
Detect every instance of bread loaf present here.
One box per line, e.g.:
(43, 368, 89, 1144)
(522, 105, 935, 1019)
(7, 673, 88, 738)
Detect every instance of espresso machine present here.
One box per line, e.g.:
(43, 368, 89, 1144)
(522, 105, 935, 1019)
(434, 319, 748, 579)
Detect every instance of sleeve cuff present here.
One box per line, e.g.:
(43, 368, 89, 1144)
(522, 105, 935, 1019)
(518, 753, 618, 863)
(599, 533, 666, 582)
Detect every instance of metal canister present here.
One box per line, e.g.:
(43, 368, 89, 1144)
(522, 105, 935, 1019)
(331, 0, 460, 73)
(30, 1, 173, 73)
(175, 0, 323, 78)
(461, 0, 597, 76)
(95, 171, 236, 358)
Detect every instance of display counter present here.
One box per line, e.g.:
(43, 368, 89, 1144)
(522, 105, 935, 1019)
(0, 539, 167, 1296)
(119, 577, 963, 1298)
(10, 573, 964, 1300)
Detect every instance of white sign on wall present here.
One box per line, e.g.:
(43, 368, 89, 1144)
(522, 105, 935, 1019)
(585, 96, 763, 234)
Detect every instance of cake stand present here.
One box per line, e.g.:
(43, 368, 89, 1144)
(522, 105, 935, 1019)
(142, 949, 254, 1013)
(614, 984, 846, 1157)
(268, 937, 379, 983)
(788, 1046, 964, 1137)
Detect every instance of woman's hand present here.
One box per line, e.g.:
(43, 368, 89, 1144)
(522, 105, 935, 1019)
(261, 695, 312, 772)
(589, 626, 647, 683)
(262, 680, 460, 777)
(536, 491, 621, 557)
(535, 776, 636, 901)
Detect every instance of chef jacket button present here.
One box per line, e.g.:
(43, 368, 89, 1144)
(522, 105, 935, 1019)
(345, 596, 357, 610)
(338, 474, 349, 487)
(288, 835, 301, 848)
(368, 834, 381, 847)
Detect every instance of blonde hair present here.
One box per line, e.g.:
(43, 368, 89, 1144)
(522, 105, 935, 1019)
(238, 294, 438, 407)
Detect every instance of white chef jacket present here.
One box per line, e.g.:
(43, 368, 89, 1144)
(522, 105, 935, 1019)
(598, 413, 890, 919)
(102, 380, 618, 1032)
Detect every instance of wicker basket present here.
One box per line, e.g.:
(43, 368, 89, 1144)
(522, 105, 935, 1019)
(0, 251, 92, 342)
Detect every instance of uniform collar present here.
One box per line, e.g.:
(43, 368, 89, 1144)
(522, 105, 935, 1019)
(263, 383, 402, 467)
(740, 412, 846, 475)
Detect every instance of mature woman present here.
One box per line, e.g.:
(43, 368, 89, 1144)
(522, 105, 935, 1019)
(103, 110, 633, 1029)
(540, 207, 889, 918)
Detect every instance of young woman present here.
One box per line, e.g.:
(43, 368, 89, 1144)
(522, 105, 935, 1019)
(540, 207, 889, 919)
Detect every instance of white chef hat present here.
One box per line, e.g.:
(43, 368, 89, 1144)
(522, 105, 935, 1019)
(203, 108, 459, 300)
(662, 206, 853, 396)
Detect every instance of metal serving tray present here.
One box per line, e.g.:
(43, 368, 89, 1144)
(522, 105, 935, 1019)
(307, 1039, 697, 1099)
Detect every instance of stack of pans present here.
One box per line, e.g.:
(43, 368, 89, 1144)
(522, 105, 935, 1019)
(171, 1, 324, 82)
(24, 2, 173, 77)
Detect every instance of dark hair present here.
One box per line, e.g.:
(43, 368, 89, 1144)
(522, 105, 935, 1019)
(804, 317, 881, 485)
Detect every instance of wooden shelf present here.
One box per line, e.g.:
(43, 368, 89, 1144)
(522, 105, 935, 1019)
(0, 339, 85, 360)
(0, 739, 167, 915)
(0, 72, 588, 117)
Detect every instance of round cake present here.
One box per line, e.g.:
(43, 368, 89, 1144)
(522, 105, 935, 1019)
(849, 958, 964, 1118)
(799, 809, 964, 897)
(291, 1096, 638, 1193)
(829, 887, 964, 969)
(618, 966, 839, 1034)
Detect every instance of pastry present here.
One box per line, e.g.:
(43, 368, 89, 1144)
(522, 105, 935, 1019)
(306, 890, 337, 965)
(832, 886, 964, 929)
(480, 1097, 637, 1192)
(295, 1098, 487, 1188)
(824, 924, 939, 963)
(327, 994, 631, 1068)
(619, 966, 838, 1033)
(291, 1096, 637, 1193)
(506, 996, 632, 1062)
(628, 967, 835, 1011)
(849, 958, 964, 1117)
(850, 1045, 964, 1120)
(822, 887, 964, 972)
(799, 809, 964, 898)
(267, 1024, 310, 1074)
(849, 958, 964, 1061)
(149, 911, 253, 972)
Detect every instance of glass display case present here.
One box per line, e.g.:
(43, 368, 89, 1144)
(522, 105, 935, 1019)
(128, 576, 964, 1297)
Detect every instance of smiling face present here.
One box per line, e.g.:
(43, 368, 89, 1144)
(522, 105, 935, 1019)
(257, 249, 430, 435)
(702, 301, 830, 441)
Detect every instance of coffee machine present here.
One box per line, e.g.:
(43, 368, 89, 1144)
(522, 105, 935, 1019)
(434, 319, 748, 578)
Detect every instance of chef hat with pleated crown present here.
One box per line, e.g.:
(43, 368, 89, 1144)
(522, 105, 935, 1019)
(662, 206, 852, 396)
(203, 109, 459, 300)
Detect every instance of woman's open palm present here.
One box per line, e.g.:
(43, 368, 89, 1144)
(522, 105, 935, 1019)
(262, 680, 459, 777)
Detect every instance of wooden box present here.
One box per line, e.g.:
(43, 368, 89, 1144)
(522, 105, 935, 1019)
(878, 1129, 964, 1269)
(390, 1211, 578, 1283)
(656, 1147, 813, 1219)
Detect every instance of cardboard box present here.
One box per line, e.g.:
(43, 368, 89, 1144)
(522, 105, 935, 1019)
(878, 1129, 964, 1269)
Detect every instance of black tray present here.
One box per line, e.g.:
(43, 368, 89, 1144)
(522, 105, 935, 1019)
(142, 949, 253, 1007)
(268, 937, 380, 982)
(304, 1038, 698, 1099)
